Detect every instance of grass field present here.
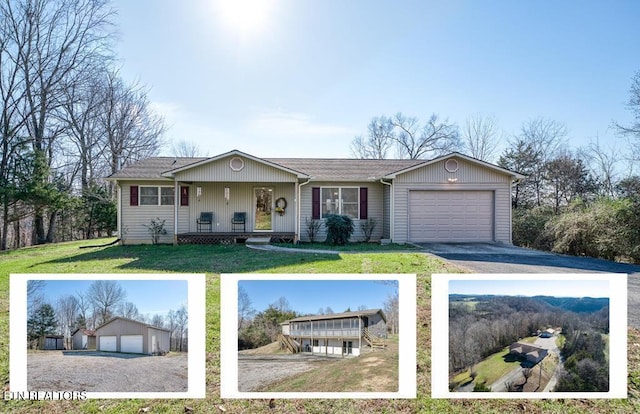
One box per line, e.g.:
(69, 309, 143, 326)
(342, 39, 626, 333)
(261, 336, 399, 392)
(1, 238, 639, 413)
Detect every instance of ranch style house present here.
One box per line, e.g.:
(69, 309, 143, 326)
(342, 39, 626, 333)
(106, 149, 524, 245)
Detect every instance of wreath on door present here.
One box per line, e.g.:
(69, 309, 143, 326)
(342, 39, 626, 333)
(275, 197, 287, 215)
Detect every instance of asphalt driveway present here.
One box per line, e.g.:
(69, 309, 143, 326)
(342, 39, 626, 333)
(419, 242, 640, 327)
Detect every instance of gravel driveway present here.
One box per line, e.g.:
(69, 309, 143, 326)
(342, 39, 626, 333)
(27, 351, 188, 392)
(238, 354, 332, 392)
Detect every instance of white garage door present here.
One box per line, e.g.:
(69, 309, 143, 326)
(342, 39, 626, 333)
(409, 190, 494, 242)
(99, 335, 117, 352)
(120, 335, 144, 354)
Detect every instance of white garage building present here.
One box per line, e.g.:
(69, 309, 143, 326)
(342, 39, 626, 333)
(95, 317, 171, 355)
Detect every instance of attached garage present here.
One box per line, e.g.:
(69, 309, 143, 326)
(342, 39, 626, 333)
(390, 153, 524, 244)
(409, 190, 494, 242)
(120, 335, 144, 353)
(95, 317, 171, 355)
(99, 335, 117, 352)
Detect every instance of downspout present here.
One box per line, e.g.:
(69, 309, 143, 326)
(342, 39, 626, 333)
(173, 178, 179, 245)
(117, 183, 123, 244)
(297, 178, 312, 243)
(380, 179, 393, 242)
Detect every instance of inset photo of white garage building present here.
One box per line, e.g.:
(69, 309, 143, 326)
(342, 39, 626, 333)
(96, 316, 171, 355)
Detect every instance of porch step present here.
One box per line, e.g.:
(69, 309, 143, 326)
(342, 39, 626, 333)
(245, 237, 272, 245)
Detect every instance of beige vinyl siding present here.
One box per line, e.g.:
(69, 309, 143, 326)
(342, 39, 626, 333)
(299, 181, 384, 242)
(96, 318, 170, 354)
(173, 155, 299, 183)
(182, 182, 296, 233)
(382, 184, 391, 239)
(121, 180, 179, 244)
(148, 327, 171, 353)
(392, 156, 514, 244)
(395, 156, 512, 184)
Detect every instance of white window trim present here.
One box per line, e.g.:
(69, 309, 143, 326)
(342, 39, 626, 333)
(320, 186, 360, 219)
(139, 185, 175, 206)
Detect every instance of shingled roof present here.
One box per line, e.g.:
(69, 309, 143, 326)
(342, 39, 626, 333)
(107, 155, 424, 181)
(265, 158, 424, 181)
(107, 157, 208, 180)
(285, 308, 386, 323)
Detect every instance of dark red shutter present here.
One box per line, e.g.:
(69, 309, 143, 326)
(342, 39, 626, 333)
(180, 186, 189, 206)
(312, 187, 321, 219)
(360, 187, 368, 219)
(130, 185, 138, 206)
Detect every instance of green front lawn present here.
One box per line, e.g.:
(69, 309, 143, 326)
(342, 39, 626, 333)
(2, 238, 639, 413)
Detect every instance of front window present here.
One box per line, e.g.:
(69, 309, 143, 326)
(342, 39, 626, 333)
(140, 186, 174, 206)
(321, 187, 359, 219)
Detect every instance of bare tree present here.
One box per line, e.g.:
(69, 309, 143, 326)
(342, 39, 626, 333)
(357, 304, 367, 311)
(1, 0, 114, 244)
(508, 118, 568, 206)
(171, 139, 207, 157)
(390, 112, 460, 159)
(581, 138, 623, 197)
(176, 305, 188, 352)
(461, 114, 501, 162)
(614, 70, 640, 162)
(384, 290, 399, 335)
(237, 285, 254, 331)
(119, 301, 139, 320)
(150, 314, 164, 328)
(324, 306, 334, 315)
(27, 280, 45, 314)
(99, 70, 165, 179)
(167, 309, 177, 351)
(87, 280, 126, 325)
(350, 116, 394, 159)
(351, 112, 460, 160)
(56, 294, 78, 349)
(272, 296, 291, 313)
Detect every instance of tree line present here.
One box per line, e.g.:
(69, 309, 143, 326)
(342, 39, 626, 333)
(0, 0, 165, 250)
(352, 71, 640, 263)
(27, 279, 188, 351)
(449, 295, 609, 375)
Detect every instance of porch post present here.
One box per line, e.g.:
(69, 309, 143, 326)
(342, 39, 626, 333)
(359, 317, 362, 355)
(173, 180, 178, 245)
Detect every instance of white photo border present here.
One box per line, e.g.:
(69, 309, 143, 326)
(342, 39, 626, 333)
(432, 273, 627, 399)
(10, 273, 206, 399)
(220, 273, 417, 399)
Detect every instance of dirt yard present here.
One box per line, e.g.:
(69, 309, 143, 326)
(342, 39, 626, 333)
(238, 354, 327, 392)
(27, 350, 188, 392)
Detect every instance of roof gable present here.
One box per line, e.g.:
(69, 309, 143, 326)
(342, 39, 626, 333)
(163, 149, 309, 179)
(95, 316, 170, 333)
(385, 152, 525, 179)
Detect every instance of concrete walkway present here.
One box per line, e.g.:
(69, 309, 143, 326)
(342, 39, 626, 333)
(246, 244, 340, 255)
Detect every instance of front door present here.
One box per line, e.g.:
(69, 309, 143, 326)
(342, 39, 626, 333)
(254, 187, 273, 231)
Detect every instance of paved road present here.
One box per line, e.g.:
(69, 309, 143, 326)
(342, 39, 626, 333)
(419, 243, 640, 327)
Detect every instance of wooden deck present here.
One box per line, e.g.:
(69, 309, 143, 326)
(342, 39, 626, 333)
(177, 232, 295, 245)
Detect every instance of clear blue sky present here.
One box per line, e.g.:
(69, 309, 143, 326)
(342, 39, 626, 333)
(449, 279, 609, 298)
(239, 280, 396, 314)
(110, 0, 640, 159)
(35, 279, 188, 318)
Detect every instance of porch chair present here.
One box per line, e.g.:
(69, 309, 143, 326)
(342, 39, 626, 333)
(231, 212, 246, 232)
(197, 212, 213, 232)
